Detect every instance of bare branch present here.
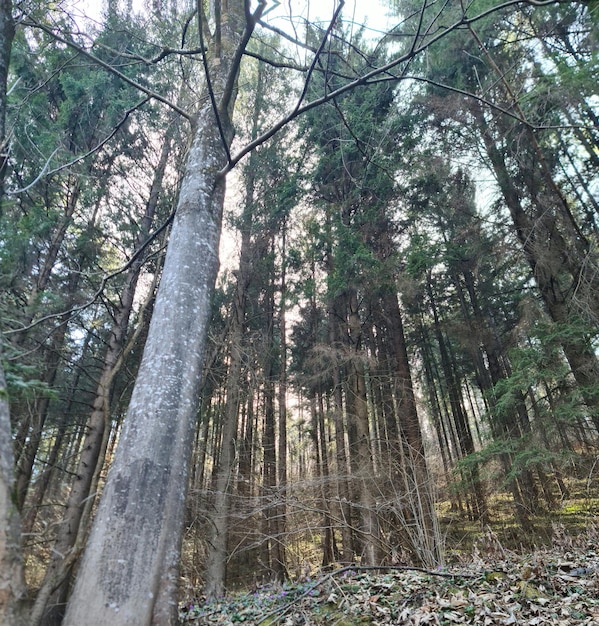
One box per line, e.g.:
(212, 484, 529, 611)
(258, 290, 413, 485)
(6, 148, 60, 195)
(257, 18, 318, 54)
(22, 19, 193, 123)
(221, 0, 565, 175)
(3, 206, 176, 337)
(92, 40, 206, 66)
(196, 0, 231, 164)
(295, 1, 345, 110)
(255, 564, 478, 625)
(8, 97, 150, 194)
(220, 0, 268, 113)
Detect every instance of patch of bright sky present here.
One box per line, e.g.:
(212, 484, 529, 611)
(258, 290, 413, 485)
(73, 0, 396, 37)
(261, 0, 396, 36)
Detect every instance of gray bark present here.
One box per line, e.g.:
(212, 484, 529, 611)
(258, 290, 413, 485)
(0, 360, 27, 626)
(63, 102, 229, 624)
(0, 1, 27, 622)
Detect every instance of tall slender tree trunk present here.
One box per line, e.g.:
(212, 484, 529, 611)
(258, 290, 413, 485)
(0, 360, 27, 626)
(347, 289, 379, 565)
(21, 327, 94, 536)
(380, 291, 443, 566)
(63, 3, 254, 621)
(0, 0, 12, 205)
(277, 223, 288, 573)
(328, 296, 355, 562)
(204, 59, 267, 593)
(14, 311, 71, 509)
(316, 389, 336, 566)
(64, 112, 229, 624)
(0, 3, 27, 622)
(261, 264, 286, 579)
(203, 199, 250, 599)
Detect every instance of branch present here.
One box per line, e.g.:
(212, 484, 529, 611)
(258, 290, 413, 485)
(257, 18, 319, 54)
(243, 49, 308, 72)
(221, 0, 564, 175)
(92, 40, 206, 66)
(295, 1, 345, 110)
(22, 19, 193, 123)
(3, 207, 176, 337)
(8, 97, 150, 194)
(6, 148, 60, 195)
(196, 0, 231, 164)
(196, 0, 268, 170)
(255, 564, 478, 625)
(220, 0, 268, 113)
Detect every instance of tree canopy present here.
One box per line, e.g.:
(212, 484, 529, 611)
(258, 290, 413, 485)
(0, 0, 598, 624)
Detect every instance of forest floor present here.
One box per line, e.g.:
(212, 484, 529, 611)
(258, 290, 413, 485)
(179, 541, 599, 625)
(179, 488, 599, 625)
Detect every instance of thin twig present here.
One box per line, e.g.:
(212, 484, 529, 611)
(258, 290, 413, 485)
(220, 0, 567, 176)
(196, 0, 232, 164)
(22, 19, 193, 122)
(256, 564, 479, 625)
(3, 207, 175, 337)
(295, 1, 345, 110)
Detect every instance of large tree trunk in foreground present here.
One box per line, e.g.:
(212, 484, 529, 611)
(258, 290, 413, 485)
(63, 103, 232, 626)
(0, 1, 27, 622)
(63, 0, 254, 618)
(0, 361, 27, 626)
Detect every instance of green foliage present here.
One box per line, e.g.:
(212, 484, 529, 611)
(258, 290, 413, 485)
(3, 360, 57, 403)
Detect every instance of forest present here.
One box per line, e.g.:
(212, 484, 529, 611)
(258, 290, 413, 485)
(0, 0, 598, 624)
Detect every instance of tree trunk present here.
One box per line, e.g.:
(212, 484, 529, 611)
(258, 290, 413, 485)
(0, 362, 27, 626)
(260, 267, 286, 580)
(203, 221, 248, 598)
(380, 290, 443, 566)
(277, 223, 288, 572)
(204, 56, 269, 594)
(347, 289, 379, 566)
(0, 0, 13, 205)
(0, 2, 27, 622)
(63, 26, 243, 617)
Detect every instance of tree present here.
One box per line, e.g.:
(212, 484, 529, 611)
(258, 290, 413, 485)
(0, 1, 27, 624)
(62, 2, 262, 623)
(413, 0, 599, 433)
(32, 116, 179, 626)
(3, 0, 573, 621)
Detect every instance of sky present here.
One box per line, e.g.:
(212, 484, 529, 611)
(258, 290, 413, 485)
(73, 0, 396, 35)
(265, 0, 395, 34)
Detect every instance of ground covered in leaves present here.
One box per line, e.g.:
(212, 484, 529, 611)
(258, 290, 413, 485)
(179, 544, 599, 625)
